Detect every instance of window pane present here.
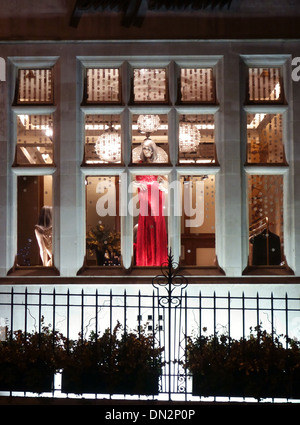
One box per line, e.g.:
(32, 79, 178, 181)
(178, 114, 216, 164)
(248, 67, 282, 103)
(15, 114, 54, 165)
(17, 175, 53, 267)
(131, 114, 169, 163)
(86, 176, 121, 266)
(86, 68, 120, 103)
(132, 174, 168, 266)
(84, 114, 122, 164)
(17, 68, 53, 104)
(248, 175, 284, 266)
(133, 68, 167, 103)
(180, 175, 215, 266)
(247, 113, 285, 164)
(180, 68, 215, 103)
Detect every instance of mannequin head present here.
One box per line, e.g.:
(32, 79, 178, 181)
(37, 205, 52, 228)
(140, 138, 158, 163)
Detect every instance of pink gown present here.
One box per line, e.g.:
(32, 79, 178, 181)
(135, 175, 168, 266)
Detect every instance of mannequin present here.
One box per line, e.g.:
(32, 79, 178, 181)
(35, 205, 53, 266)
(134, 139, 168, 266)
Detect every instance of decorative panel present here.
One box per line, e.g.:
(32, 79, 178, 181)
(15, 114, 54, 165)
(17, 69, 53, 104)
(86, 68, 121, 103)
(248, 67, 282, 103)
(180, 68, 215, 103)
(133, 68, 167, 103)
(247, 113, 285, 164)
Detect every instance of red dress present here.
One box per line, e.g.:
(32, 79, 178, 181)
(135, 175, 168, 266)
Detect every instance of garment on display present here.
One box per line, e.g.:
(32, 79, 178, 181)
(134, 139, 168, 266)
(250, 229, 282, 266)
(35, 206, 53, 266)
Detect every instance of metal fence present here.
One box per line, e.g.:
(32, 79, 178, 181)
(0, 280, 300, 402)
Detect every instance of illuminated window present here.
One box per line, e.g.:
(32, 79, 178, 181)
(16, 68, 54, 104)
(248, 175, 284, 267)
(133, 68, 168, 103)
(15, 114, 54, 166)
(85, 176, 121, 267)
(85, 68, 121, 104)
(180, 175, 216, 266)
(84, 114, 122, 165)
(246, 113, 286, 164)
(178, 114, 217, 164)
(132, 173, 168, 267)
(179, 68, 215, 103)
(131, 114, 169, 164)
(17, 175, 53, 267)
(248, 67, 283, 103)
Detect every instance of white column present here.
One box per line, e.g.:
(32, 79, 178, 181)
(215, 53, 244, 276)
(55, 53, 84, 276)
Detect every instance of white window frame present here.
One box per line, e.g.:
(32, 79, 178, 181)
(8, 57, 58, 272)
(79, 56, 222, 270)
(241, 55, 294, 273)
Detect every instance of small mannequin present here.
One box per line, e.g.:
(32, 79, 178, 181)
(35, 206, 53, 266)
(140, 137, 158, 163)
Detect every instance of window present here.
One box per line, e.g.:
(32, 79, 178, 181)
(248, 175, 283, 266)
(85, 176, 121, 266)
(15, 113, 54, 166)
(179, 68, 215, 104)
(11, 61, 57, 273)
(247, 67, 283, 103)
(84, 114, 122, 165)
(178, 114, 217, 164)
(131, 114, 169, 164)
(17, 175, 53, 267)
(6, 51, 294, 278)
(15, 68, 54, 104)
(85, 68, 121, 104)
(132, 68, 168, 103)
(132, 173, 169, 267)
(81, 59, 219, 271)
(180, 175, 216, 266)
(246, 113, 286, 164)
(244, 58, 289, 272)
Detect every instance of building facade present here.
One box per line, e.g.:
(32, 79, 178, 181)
(1, 1, 300, 401)
(0, 0, 299, 338)
(0, 39, 299, 281)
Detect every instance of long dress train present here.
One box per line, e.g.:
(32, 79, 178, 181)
(135, 175, 168, 266)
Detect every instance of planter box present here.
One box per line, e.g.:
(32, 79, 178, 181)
(192, 370, 300, 400)
(61, 366, 159, 395)
(0, 362, 54, 393)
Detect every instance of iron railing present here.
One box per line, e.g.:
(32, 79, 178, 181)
(0, 280, 300, 402)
